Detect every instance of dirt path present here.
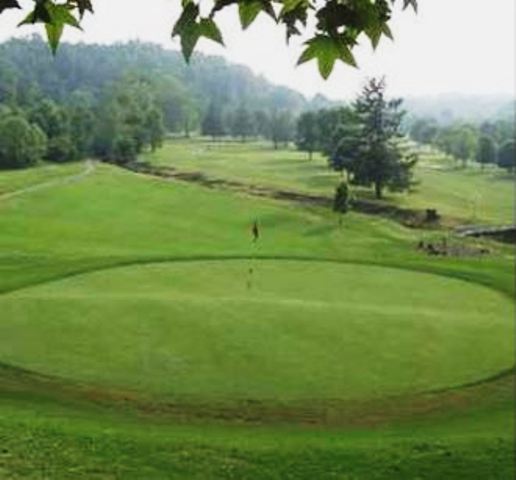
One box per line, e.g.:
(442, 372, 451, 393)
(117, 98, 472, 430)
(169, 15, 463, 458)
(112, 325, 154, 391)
(0, 160, 96, 202)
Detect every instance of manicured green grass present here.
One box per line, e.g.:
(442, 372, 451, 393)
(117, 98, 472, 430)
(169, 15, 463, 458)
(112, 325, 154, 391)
(1, 260, 512, 402)
(0, 157, 513, 478)
(146, 139, 514, 224)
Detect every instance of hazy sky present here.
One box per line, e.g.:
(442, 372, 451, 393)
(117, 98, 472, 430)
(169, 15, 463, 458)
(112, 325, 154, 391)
(0, 0, 514, 100)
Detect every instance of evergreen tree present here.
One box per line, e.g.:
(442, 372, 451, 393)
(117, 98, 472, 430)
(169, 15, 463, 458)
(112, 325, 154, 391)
(351, 78, 416, 199)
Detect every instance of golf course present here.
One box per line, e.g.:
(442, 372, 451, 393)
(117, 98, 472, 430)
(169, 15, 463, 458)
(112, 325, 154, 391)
(0, 141, 514, 479)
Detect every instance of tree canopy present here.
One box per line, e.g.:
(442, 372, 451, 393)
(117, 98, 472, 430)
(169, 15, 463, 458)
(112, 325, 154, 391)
(0, 0, 417, 78)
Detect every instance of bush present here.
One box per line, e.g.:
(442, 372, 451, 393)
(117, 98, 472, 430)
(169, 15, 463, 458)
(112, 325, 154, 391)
(0, 115, 47, 169)
(46, 135, 77, 163)
(112, 134, 137, 165)
(333, 182, 351, 214)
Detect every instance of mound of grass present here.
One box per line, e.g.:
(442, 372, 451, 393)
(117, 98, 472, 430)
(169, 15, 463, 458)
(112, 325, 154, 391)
(0, 260, 512, 403)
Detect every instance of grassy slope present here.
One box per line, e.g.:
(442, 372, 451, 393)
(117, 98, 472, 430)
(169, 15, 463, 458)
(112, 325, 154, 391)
(0, 395, 513, 480)
(0, 162, 86, 196)
(146, 139, 514, 225)
(0, 160, 514, 479)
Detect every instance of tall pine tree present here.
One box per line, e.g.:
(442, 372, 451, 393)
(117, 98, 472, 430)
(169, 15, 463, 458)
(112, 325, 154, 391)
(351, 78, 416, 199)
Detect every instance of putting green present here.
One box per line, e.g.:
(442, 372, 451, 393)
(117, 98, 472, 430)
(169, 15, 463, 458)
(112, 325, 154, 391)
(0, 260, 513, 402)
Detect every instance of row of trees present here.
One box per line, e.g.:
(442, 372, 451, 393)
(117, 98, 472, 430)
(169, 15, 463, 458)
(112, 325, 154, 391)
(409, 117, 515, 172)
(0, 37, 320, 138)
(202, 103, 295, 147)
(0, 36, 328, 170)
(0, 75, 166, 169)
(296, 79, 416, 199)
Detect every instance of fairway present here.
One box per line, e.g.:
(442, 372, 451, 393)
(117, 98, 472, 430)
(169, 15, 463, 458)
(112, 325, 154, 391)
(146, 140, 515, 224)
(1, 260, 512, 403)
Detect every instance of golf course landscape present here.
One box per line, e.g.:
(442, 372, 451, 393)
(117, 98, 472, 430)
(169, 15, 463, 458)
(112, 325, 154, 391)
(0, 140, 514, 479)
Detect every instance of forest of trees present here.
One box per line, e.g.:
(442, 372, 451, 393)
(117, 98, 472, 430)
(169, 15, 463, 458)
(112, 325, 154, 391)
(0, 36, 325, 169)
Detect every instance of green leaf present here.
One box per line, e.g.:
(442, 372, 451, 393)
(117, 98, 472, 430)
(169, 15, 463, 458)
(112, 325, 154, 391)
(18, 1, 51, 25)
(281, 0, 304, 14)
(180, 25, 201, 62)
(365, 24, 382, 50)
(48, 3, 82, 29)
(403, 0, 418, 13)
(298, 35, 355, 79)
(339, 42, 357, 68)
(238, 0, 262, 29)
(199, 18, 224, 45)
(45, 20, 64, 54)
(69, 0, 93, 17)
(172, 2, 199, 37)
(382, 23, 393, 40)
(18, 1, 81, 54)
(0, 0, 20, 15)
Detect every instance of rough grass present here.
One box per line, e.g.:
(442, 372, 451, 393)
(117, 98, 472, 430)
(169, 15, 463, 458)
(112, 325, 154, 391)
(0, 162, 85, 197)
(0, 397, 513, 480)
(145, 139, 514, 224)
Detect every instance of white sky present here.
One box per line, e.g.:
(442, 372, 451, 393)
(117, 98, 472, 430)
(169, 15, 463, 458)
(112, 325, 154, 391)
(0, 0, 514, 100)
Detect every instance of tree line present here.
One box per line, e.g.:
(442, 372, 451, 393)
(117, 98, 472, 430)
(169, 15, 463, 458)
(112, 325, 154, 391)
(409, 117, 515, 172)
(202, 102, 295, 148)
(296, 78, 417, 200)
(0, 36, 327, 169)
(0, 74, 166, 168)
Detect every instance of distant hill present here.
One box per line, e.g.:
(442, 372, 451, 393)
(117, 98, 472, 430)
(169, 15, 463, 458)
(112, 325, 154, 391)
(0, 36, 335, 115)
